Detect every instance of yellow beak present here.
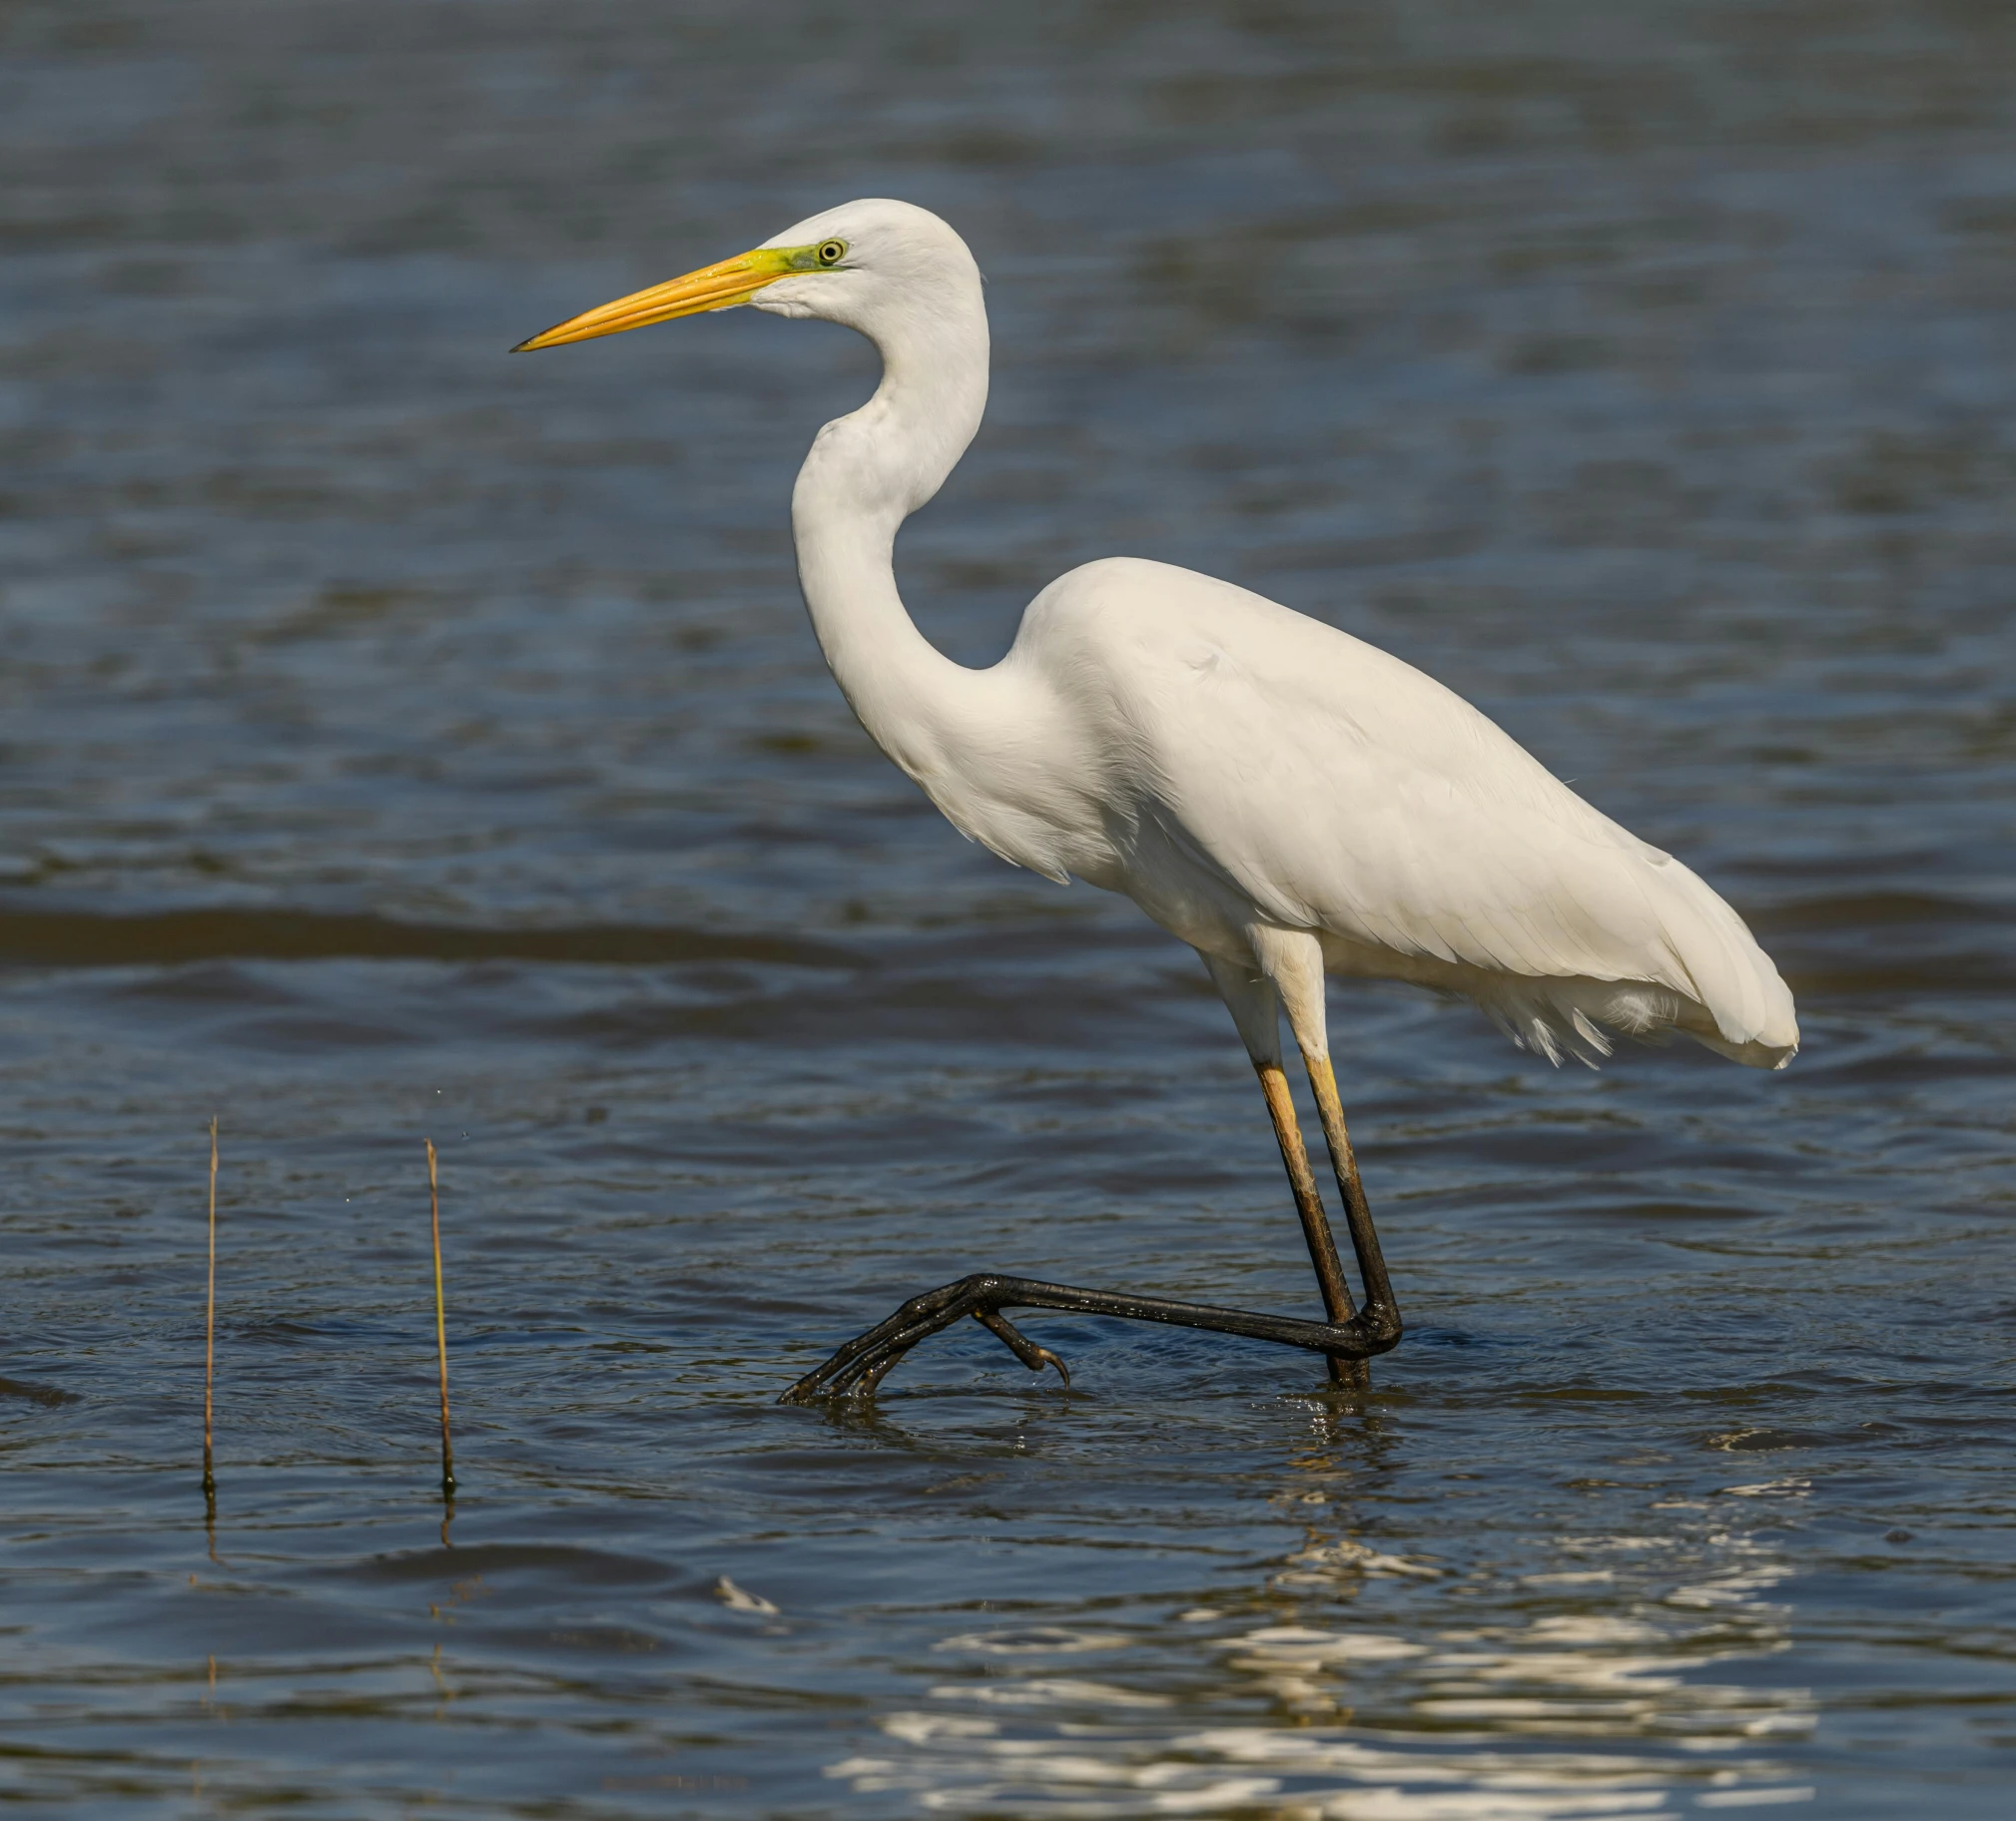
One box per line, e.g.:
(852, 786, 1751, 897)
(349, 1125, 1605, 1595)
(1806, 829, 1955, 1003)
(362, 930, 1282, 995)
(511, 246, 801, 352)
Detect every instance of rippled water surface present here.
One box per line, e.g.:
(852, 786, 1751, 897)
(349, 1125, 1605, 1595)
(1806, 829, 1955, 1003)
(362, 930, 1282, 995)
(5, 2, 2014, 1814)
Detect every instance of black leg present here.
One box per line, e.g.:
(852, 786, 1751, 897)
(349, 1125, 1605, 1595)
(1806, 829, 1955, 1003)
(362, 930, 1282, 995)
(777, 1272, 1400, 1405)
(1254, 1059, 1369, 1388)
(1302, 1051, 1402, 1352)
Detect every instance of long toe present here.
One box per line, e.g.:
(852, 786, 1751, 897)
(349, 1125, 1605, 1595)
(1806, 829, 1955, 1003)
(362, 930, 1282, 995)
(973, 1308, 1070, 1387)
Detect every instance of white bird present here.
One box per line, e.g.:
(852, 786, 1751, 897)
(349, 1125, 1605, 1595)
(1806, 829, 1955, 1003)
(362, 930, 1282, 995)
(514, 199, 1797, 1401)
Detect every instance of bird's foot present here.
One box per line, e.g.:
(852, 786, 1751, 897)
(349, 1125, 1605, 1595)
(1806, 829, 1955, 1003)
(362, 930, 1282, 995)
(777, 1272, 1397, 1404)
(843, 1310, 1067, 1400)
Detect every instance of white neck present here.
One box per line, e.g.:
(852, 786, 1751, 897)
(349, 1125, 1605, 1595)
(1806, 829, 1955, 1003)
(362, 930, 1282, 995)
(788, 276, 995, 787)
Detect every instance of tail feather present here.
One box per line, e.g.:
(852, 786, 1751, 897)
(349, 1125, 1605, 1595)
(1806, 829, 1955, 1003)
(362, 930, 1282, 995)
(1473, 967, 1795, 1073)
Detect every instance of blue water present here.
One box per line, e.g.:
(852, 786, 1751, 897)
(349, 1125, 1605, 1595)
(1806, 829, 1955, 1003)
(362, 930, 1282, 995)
(3, 2, 2013, 1814)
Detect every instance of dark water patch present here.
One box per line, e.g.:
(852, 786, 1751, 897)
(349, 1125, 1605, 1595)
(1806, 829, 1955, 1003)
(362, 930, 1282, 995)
(1750, 892, 2014, 935)
(0, 905, 863, 973)
(0, 1376, 78, 1408)
(233, 1319, 343, 1347)
(342, 1539, 688, 1593)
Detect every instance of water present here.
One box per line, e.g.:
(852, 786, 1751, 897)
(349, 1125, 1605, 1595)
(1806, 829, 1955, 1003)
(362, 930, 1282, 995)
(3, 1, 2013, 1813)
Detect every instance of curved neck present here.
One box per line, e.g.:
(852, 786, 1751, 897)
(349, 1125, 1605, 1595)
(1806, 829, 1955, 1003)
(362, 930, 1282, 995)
(790, 282, 992, 783)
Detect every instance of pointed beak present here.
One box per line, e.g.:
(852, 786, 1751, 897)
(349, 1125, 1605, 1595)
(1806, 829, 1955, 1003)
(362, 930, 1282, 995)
(511, 246, 798, 352)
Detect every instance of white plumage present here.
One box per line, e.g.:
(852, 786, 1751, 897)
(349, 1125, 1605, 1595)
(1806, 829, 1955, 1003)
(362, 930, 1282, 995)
(722, 198, 1796, 1078)
(987, 555, 1796, 1070)
(516, 195, 1798, 1398)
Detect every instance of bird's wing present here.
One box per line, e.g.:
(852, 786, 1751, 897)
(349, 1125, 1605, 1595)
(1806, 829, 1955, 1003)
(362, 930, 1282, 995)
(1081, 565, 1791, 1051)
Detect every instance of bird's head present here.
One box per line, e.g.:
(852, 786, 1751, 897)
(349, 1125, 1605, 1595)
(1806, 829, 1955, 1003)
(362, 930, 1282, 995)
(511, 199, 980, 353)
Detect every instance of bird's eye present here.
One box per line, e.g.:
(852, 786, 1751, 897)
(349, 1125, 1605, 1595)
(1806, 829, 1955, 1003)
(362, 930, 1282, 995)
(817, 240, 847, 267)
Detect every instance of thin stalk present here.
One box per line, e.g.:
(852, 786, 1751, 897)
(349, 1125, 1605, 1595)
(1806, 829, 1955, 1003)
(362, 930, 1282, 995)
(428, 1139, 455, 1497)
(203, 1117, 218, 1496)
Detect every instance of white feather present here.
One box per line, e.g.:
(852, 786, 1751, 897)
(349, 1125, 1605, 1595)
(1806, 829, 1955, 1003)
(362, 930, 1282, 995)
(746, 200, 1796, 1072)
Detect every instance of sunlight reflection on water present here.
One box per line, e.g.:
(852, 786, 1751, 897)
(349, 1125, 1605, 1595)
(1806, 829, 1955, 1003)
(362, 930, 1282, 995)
(839, 1523, 1815, 1818)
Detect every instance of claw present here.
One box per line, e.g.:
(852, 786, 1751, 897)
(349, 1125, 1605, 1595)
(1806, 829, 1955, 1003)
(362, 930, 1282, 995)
(974, 1308, 1071, 1389)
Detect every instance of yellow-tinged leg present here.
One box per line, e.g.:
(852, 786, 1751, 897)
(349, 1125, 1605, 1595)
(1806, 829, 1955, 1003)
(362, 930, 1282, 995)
(1301, 1049, 1400, 1346)
(1256, 1061, 1370, 1390)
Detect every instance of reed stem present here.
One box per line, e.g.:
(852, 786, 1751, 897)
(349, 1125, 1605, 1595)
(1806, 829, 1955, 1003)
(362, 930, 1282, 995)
(203, 1117, 217, 1496)
(428, 1139, 455, 1497)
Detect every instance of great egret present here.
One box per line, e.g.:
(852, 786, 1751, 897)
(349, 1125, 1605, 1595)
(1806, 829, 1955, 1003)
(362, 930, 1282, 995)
(514, 199, 1797, 1402)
